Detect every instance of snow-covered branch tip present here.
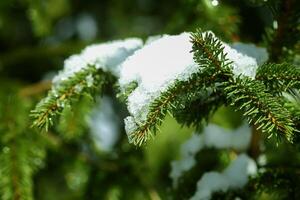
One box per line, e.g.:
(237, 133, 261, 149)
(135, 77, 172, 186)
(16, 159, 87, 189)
(119, 32, 209, 145)
(31, 38, 143, 130)
(31, 28, 299, 146)
(120, 30, 269, 146)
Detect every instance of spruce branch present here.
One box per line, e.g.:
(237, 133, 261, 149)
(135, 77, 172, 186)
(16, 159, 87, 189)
(174, 88, 225, 130)
(191, 30, 233, 76)
(256, 63, 300, 94)
(282, 92, 300, 144)
(56, 95, 93, 141)
(225, 77, 295, 142)
(127, 69, 229, 146)
(0, 89, 46, 200)
(127, 30, 232, 145)
(0, 138, 46, 200)
(30, 66, 107, 131)
(127, 72, 211, 146)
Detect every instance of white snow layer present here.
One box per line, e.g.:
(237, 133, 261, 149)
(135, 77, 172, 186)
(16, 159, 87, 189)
(119, 32, 266, 138)
(120, 32, 202, 136)
(170, 124, 252, 187)
(223, 42, 259, 79)
(230, 43, 269, 66)
(88, 96, 120, 152)
(52, 38, 143, 85)
(190, 154, 257, 200)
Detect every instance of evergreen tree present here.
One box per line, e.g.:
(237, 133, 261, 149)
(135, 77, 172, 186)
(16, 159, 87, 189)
(0, 0, 299, 199)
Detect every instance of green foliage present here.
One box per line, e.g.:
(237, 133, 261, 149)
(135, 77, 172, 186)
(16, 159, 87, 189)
(0, 85, 46, 200)
(31, 66, 108, 131)
(174, 88, 225, 130)
(0, 0, 300, 199)
(256, 62, 300, 94)
(56, 95, 93, 141)
(26, 0, 70, 37)
(191, 30, 232, 76)
(128, 71, 209, 145)
(264, 0, 300, 62)
(225, 77, 295, 142)
(172, 149, 225, 199)
(126, 29, 300, 145)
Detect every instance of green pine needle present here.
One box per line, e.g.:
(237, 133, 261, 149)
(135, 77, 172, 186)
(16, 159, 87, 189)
(225, 77, 296, 142)
(30, 66, 105, 131)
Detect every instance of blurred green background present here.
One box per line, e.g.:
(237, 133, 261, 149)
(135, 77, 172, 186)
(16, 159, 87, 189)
(0, 0, 285, 199)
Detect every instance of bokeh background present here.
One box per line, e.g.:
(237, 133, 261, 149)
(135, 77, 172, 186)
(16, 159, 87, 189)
(1, 0, 292, 200)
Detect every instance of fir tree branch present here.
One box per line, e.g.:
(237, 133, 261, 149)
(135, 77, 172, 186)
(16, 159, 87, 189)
(0, 89, 46, 200)
(225, 77, 295, 142)
(127, 30, 232, 145)
(128, 72, 213, 146)
(30, 66, 107, 131)
(191, 30, 233, 76)
(256, 63, 300, 94)
(56, 95, 93, 141)
(0, 139, 45, 200)
(174, 88, 225, 130)
(282, 92, 300, 144)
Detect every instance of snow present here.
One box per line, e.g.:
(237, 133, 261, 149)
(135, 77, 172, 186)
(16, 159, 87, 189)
(190, 154, 257, 200)
(119, 32, 263, 138)
(230, 43, 269, 66)
(257, 154, 267, 166)
(119, 32, 200, 134)
(204, 124, 252, 150)
(223, 43, 259, 79)
(170, 134, 204, 186)
(170, 124, 252, 187)
(124, 116, 139, 143)
(88, 96, 120, 152)
(52, 38, 143, 86)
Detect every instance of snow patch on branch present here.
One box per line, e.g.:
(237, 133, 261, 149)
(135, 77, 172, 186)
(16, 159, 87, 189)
(119, 31, 265, 138)
(223, 43, 258, 79)
(53, 38, 143, 86)
(190, 154, 257, 200)
(170, 124, 252, 187)
(120, 32, 200, 133)
(230, 43, 269, 66)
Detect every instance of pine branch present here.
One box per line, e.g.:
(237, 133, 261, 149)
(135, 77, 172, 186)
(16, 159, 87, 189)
(256, 63, 300, 94)
(225, 77, 296, 142)
(127, 72, 213, 146)
(127, 30, 232, 145)
(191, 30, 233, 76)
(0, 138, 46, 200)
(56, 95, 93, 141)
(31, 38, 142, 131)
(282, 92, 300, 144)
(30, 66, 107, 131)
(0, 89, 46, 200)
(174, 87, 226, 130)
